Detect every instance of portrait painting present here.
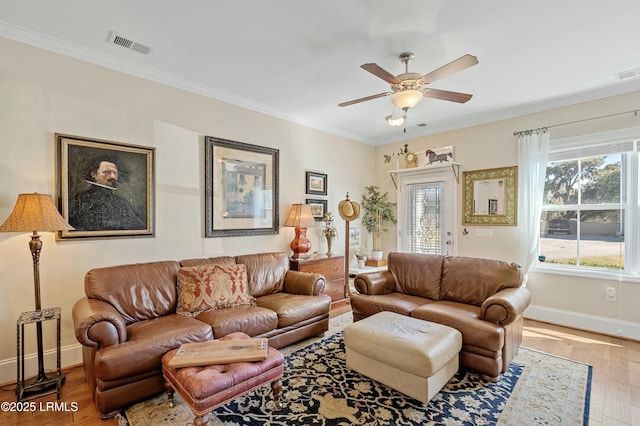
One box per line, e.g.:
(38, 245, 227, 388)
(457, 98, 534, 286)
(56, 133, 155, 240)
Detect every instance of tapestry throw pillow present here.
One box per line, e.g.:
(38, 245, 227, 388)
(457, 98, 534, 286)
(176, 264, 254, 317)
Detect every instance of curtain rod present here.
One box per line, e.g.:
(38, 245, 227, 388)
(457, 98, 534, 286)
(513, 109, 639, 137)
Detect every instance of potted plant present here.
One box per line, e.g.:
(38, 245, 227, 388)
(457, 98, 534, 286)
(361, 185, 396, 260)
(321, 212, 338, 255)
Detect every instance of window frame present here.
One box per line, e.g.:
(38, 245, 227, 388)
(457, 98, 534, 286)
(531, 127, 640, 282)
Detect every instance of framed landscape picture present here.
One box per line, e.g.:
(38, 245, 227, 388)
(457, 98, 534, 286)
(56, 133, 155, 240)
(306, 199, 327, 220)
(205, 136, 279, 237)
(305, 171, 327, 196)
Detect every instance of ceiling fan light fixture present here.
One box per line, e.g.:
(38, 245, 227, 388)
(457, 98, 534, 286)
(386, 114, 405, 127)
(391, 89, 422, 109)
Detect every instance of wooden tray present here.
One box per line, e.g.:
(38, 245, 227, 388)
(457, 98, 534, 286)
(167, 338, 268, 368)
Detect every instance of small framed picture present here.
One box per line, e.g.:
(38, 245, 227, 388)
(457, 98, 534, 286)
(306, 199, 327, 220)
(349, 227, 361, 246)
(305, 171, 327, 196)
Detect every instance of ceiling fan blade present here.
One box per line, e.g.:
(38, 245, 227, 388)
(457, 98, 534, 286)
(423, 88, 473, 103)
(421, 54, 478, 84)
(338, 92, 391, 107)
(361, 63, 402, 85)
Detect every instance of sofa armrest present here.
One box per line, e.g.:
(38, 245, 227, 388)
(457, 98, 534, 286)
(480, 287, 531, 326)
(72, 297, 127, 348)
(354, 270, 395, 295)
(283, 270, 326, 296)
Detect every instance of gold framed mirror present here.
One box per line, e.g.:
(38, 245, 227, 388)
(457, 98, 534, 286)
(463, 166, 518, 226)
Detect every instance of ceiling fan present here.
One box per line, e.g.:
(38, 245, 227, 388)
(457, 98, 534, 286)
(339, 52, 478, 123)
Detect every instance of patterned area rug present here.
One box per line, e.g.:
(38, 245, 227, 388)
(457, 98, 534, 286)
(122, 315, 592, 426)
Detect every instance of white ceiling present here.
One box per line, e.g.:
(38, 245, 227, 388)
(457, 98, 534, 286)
(2, 0, 640, 146)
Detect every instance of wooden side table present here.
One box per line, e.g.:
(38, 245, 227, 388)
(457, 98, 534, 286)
(290, 254, 346, 310)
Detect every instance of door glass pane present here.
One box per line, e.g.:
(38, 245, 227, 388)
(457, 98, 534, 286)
(402, 182, 442, 254)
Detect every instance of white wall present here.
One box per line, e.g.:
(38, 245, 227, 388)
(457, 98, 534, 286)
(0, 37, 375, 383)
(375, 91, 640, 340)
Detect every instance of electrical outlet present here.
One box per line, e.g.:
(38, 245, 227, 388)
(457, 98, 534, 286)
(606, 287, 616, 302)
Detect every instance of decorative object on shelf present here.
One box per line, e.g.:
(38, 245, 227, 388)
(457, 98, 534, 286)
(463, 166, 518, 226)
(284, 204, 316, 258)
(361, 186, 396, 264)
(383, 143, 409, 165)
(305, 171, 327, 196)
(353, 247, 368, 268)
(0, 193, 74, 397)
(56, 133, 155, 240)
(424, 145, 454, 167)
(321, 212, 338, 255)
(205, 136, 279, 237)
(405, 151, 418, 168)
(305, 198, 327, 220)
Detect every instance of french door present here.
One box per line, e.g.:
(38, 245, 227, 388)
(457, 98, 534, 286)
(396, 167, 457, 255)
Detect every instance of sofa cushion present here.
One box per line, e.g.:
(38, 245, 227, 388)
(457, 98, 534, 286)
(388, 252, 443, 300)
(196, 305, 278, 338)
(440, 256, 523, 306)
(411, 301, 505, 353)
(350, 293, 434, 319)
(256, 293, 332, 327)
(235, 252, 289, 297)
(176, 264, 255, 317)
(94, 314, 213, 381)
(84, 261, 181, 324)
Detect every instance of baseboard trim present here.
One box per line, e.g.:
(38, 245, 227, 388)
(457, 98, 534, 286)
(0, 343, 83, 386)
(525, 305, 640, 342)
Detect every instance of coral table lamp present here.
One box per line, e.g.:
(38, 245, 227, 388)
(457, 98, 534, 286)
(284, 204, 316, 258)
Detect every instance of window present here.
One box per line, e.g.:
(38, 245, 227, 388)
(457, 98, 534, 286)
(538, 128, 639, 276)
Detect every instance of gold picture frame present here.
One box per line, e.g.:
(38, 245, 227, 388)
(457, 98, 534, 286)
(56, 133, 155, 240)
(463, 166, 518, 226)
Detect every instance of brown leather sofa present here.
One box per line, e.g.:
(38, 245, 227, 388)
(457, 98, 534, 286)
(350, 252, 530, 380)
(72, 252, 331, 418)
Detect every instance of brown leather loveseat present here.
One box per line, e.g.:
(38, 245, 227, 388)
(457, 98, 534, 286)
(72, 252, 331, 418)
(350, 252, 530, 380)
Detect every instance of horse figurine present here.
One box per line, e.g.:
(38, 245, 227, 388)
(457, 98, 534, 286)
(425, 149, 453, 165)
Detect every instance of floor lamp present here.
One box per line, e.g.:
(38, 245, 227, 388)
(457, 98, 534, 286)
(0, 193, 74, 394)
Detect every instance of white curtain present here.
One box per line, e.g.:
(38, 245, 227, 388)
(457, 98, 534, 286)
(518, 131, 549, 274)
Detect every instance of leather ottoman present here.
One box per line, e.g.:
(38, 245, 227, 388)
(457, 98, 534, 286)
(344, 311, 462, 403)
(161, 332, 284, 426)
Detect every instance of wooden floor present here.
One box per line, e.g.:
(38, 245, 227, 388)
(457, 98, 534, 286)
(1, 316, 638, 425)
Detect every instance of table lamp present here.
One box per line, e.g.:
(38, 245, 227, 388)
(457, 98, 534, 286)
(284, 204, 316, 258)
(0, 193, 74, 394)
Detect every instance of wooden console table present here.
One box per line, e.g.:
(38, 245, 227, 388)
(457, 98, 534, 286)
(290, 254, 346, 309)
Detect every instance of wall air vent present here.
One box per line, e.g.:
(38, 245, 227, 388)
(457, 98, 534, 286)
(108, 31, 152, 55)
(615, 67, 640, 81)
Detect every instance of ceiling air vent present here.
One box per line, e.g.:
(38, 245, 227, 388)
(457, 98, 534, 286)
(108, 31, 152, 55)
(615, 67, 640, 81)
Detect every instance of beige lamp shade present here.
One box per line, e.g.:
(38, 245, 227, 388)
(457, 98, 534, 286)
(284, 204, 316, 228)
(391, 89, 423, 109)
(0, 193, 74, 233)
